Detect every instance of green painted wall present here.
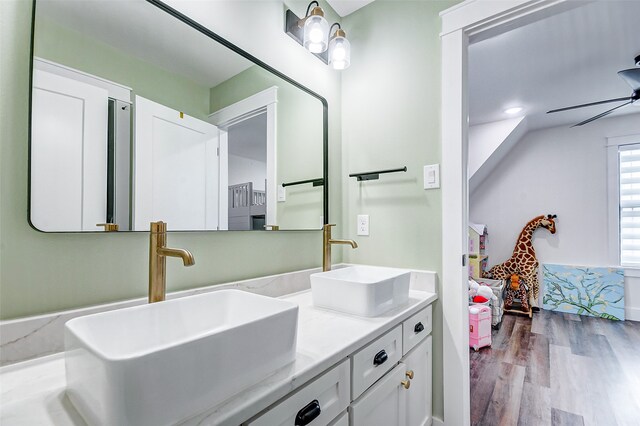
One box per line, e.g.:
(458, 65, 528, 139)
(34, 16, 210, 120)
(210, 65, 324, 230)
(342, 0, 460, 420)
(0, 0, 342, 320)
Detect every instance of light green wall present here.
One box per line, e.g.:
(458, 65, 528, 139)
(342, 0, 459, 420)
(0, 0, 343, 320)
(34, 16, 210, 120)
(210, 66, 324, 230)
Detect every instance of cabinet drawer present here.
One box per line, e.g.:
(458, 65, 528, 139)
(402, 305, 432, 355)
(247, 359, 350, 426)
(351, 325, 403, 400)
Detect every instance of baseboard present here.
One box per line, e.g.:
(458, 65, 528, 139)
(625, 306, 640, 322)
(432, 416, 444, 426)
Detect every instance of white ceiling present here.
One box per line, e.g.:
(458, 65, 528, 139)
(36, 0, 253, 88)
(469, 0, 640, 130)
(326, 0, 375, 17)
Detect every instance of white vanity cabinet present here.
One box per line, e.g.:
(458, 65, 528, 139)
(403, 337, 433, 426)
(245, 303, 434, 426)
(350, 363, 408, 426)
(247, 360, 350, 426)
(351, 337, 432, 426)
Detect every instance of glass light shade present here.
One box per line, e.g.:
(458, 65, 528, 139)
(303, 15, 329, 53)
(329, 36, 350, 70)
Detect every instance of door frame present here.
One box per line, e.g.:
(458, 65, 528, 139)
(439, 1, 574, 424)
(209, 86, 278, 227)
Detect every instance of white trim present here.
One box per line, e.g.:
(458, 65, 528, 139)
(626, 306, 640, 322)
(624, 268, 640, 278)
(440, 1, 575, 425)
(432, 416, 444, 426)
(218, 130, 229, 231)
(208, 86, 278, 126)
(441, 28, 470, 426)
(607, 144, 621, 266)
(209, 87, 278, 226)
(607, 134, 640, 148)
(606, 134, 640, 266)
(33, 57, 131, 103)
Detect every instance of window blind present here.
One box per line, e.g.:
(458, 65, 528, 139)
(619, 144, 640, 265)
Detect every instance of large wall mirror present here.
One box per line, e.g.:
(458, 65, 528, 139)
(29, 0, 328, 232)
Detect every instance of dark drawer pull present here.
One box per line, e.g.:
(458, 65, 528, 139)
(373, 349, 388, 366)
(295, 399, 321, 426)
(414, 322, 425, 333)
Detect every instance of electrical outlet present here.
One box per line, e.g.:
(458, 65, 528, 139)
(278, 186, 286, 202)
(357, 214, 369, 236)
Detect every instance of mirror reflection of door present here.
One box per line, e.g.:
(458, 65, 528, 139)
(226, 113, 268, 231)
(133, 96, 220, 231)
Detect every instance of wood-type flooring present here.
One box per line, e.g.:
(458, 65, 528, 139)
(469, 309, 640, 426)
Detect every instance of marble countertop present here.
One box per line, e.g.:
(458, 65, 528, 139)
(0, 289, 437, 426)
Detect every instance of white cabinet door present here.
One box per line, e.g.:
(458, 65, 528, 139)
(31, 69, 108, 231)
(403, 336, 432, 426)
(134, 96, 219, 230)
(350, 363, 408, 426)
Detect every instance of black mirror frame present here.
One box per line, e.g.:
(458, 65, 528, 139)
(27, 0, 329, 233)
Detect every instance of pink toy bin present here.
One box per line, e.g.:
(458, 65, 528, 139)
(469, 305, 492, 351)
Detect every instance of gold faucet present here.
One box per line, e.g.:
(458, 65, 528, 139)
(96, 223, 119, 232)
(149, 221, 195, 303)
(323, 224, 357, 271)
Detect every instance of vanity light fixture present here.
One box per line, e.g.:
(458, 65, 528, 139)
(285, 1, 351, 69)
(328, 23, 350, 70)
(285, 1, 329, 56)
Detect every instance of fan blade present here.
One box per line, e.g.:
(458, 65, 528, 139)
(618, 68, 640, 92)
(571, 100, 633, 127)
(547, 97, 631, 114)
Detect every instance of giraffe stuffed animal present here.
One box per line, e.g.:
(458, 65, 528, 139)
(484, 214, 557, 311)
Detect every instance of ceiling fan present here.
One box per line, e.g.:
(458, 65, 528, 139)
(547, 55, 640, 127)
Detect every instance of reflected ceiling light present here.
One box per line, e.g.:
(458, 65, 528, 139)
(328, 23, 350, 70)
(504, 107, 524, 115)
(285, 2, 351, 70)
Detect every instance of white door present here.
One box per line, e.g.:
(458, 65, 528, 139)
(403, 337, 433, 426)
(350, 363, 408, 426)
(31, 69, 108, 231)
(134, 96, 219, 231)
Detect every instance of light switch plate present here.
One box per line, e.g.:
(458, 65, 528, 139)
(423, 164, 440, 189)
(357, 214, 369, 236)
(278, 186, 286, 202)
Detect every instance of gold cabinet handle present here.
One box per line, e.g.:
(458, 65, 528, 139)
(97, 223, 119, 232)
(406, 370, 414, 380)
(401, 379, 411, 389)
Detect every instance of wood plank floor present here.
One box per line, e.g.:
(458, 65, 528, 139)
(469, 310, 640, 426)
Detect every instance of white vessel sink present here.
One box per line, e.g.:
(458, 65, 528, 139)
(64, 289, 298, 426)
(310, 265, 411, 317)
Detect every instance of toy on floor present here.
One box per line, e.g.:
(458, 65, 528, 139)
(469, 279, 494, 305)
(469, 305, 491, 351)
(504, 274, 529, 312)
(483, 214, 557, 311)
